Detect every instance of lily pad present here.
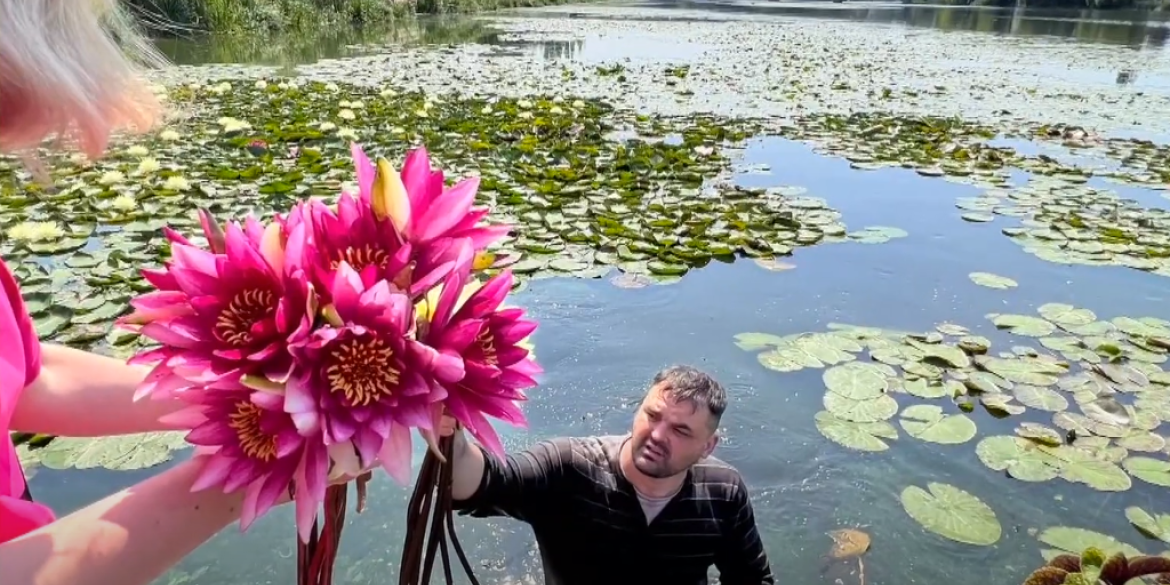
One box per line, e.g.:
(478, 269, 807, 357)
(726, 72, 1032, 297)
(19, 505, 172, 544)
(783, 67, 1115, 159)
(990, 314, 1057, 337)
(33, 432, 189, 471)
(823, 363, 889, 400)
(823, 391, 899, 423)
(1013, 385, 1070, 412)
(1037, 526, 1141, 562)
(900, 482, 1001, 546)
(1123, 456, 1170, 487)
(814, 410, 898, 452)
(1125, 506, 1170, 543)
(976, 435, 1062, 482)
(898, 404, 977, 445)
(1038, 303, 1097, 327)
(968, 272, 1018, 290)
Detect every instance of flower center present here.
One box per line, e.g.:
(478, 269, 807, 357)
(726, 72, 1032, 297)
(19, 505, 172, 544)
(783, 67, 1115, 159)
(215, 288, 276, 347)
(333, 245, 389, 272)
(325, 335, 401, 407)
(228, 401, 277, 461)
(476, 327, 499, 366)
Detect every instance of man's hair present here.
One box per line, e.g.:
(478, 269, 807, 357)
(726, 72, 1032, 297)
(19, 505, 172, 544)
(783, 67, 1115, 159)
(651, 365, 727, 430)
(0, 0, 166, 158)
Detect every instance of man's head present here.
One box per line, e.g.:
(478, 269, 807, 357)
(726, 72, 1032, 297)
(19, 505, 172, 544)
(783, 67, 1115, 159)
(0, 0, 164, 158)
(629, 365, 727, 479)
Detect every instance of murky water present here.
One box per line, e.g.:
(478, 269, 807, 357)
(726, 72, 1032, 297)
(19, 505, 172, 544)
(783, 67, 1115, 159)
(26, 3, 1170, 585)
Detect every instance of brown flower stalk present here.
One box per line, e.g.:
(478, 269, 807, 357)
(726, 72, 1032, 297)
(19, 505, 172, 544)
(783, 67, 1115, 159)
(398, 436, 480, 585)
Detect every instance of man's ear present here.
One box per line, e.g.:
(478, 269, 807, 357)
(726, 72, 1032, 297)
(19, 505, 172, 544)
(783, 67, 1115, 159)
(703, 433, 720, 459)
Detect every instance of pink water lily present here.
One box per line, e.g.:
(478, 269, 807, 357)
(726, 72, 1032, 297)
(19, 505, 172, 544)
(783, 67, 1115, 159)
(423, 264, 539, 457)
(119, 213, 314, 401)
(298, 192, 466, 303)
(285, 262, 447, 485)
(350, 143, 509, 253)
(171, 383, 325, 535)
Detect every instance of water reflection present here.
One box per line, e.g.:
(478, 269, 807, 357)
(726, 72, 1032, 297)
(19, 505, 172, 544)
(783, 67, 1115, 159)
(151, 16, 501, 67)
(639, 0, 1170, 49)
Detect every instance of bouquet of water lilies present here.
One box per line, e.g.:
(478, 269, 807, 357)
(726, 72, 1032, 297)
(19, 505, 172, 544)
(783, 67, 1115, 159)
(117, 143, 540, 585)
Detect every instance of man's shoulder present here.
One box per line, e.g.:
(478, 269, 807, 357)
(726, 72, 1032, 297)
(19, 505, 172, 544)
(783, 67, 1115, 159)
(533, 434, 625, 469)
(690, 455, 749, 501)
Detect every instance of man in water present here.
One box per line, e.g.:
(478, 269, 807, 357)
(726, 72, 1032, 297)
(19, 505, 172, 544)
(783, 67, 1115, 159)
(444, 364, 775, 584)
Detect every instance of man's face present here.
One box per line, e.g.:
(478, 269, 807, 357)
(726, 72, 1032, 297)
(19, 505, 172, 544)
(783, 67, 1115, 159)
(629, 383, 719, 479)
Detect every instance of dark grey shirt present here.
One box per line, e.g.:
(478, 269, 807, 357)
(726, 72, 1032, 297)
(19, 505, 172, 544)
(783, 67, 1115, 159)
(453, 435, 775, 585)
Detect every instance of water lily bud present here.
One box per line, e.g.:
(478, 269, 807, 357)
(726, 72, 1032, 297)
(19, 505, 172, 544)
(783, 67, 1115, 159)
(371, 158, 410, 234)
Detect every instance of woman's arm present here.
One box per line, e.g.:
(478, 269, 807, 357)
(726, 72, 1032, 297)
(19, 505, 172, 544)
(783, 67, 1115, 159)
(10, 343, 182, 437)
(1, 458, 242, 585)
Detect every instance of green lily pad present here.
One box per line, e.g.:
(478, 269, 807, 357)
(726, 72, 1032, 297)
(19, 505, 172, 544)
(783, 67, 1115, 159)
(1013, 384, 1069, 412)
(900, 482, 1002, 546)
(814, 410, 898, 452)
(976, 435, 1062, 482)
(1038, 303, 1097, 327)
(823, 362, 889, 400)
(1037, 526, 1141, 562)
(34, 432, 189, 471)
(898, 404, 977, 445)
(990, 314, 1057, 337)
(734, 332, 792, 351)
(1125, 506, 1170, 543)
(1123, 456, 1170, 487)
(823, 391, 899, 423)
(969, 272, 1017, 290)
(1049, 446, 1133, 491)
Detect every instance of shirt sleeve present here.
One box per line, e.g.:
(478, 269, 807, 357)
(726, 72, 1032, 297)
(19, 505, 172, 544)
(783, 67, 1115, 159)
(452, 437, 571, 523)
(715, 477, 775, 585)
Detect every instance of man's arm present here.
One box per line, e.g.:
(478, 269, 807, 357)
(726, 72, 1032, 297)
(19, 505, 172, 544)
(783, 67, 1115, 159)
(448, 427, 569, 522)
(715, 478, 775, 585)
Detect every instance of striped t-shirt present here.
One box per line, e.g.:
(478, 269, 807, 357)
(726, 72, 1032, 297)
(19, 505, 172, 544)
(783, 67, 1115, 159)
(453, 434, 775, 585)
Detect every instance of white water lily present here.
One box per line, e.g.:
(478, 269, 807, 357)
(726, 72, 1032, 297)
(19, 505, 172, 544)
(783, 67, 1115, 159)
(572, 100, 585, 108)
(553, 95, 565, 103)
(518, 99, 532, 108)
(518, 111, 534, 120)
(549, 106, 564, 115)
(278, 82, 291, 90)
(110, 195, 138, 211)
(337, 127, 358, 140)
(159, 129, 180, 141)
(220, 118, 252, 133)
(338, 109, 355, 121)
(324, 82, 339, 92)
(414, 109, 429, 118)
(99, 171, 125, 186)
(162, 175, 190, 191)
(391, 126, 405, 134)
(481, 106, 493, 114)
(255, 80, 267, 89)
(349, 100, 365, 109)
(380, 88, 397, 98)
(208, 82, 232, 95)
(137, 157, 161, 174)
(126, 145, 149, 157)
(7, 221, 64, 242)
(319, 121, 337, 131)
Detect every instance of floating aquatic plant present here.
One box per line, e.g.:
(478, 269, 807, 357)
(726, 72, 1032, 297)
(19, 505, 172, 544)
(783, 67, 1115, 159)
(1021, 547, 1170, 585)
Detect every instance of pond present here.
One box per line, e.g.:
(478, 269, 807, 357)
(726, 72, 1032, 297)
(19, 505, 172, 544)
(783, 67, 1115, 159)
(5, 1, 1170, 584)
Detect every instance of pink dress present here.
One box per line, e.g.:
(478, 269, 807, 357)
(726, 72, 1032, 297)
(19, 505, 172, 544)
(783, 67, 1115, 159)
(0, 258, 55, 542)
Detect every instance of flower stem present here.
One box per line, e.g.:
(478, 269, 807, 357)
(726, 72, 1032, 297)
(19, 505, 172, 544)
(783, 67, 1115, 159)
(297, 483, 349, 585)
(398, 436, 480, 585)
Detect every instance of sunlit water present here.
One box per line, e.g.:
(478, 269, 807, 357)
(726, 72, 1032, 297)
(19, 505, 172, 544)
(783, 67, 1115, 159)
(27, 3, 1170, 584)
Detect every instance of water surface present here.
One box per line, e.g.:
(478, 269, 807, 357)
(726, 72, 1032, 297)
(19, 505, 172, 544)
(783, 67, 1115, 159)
(28, 4, 1170, 585)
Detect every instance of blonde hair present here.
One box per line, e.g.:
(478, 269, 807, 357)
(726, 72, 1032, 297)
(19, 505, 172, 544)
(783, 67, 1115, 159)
(0, 0, 168, 159)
